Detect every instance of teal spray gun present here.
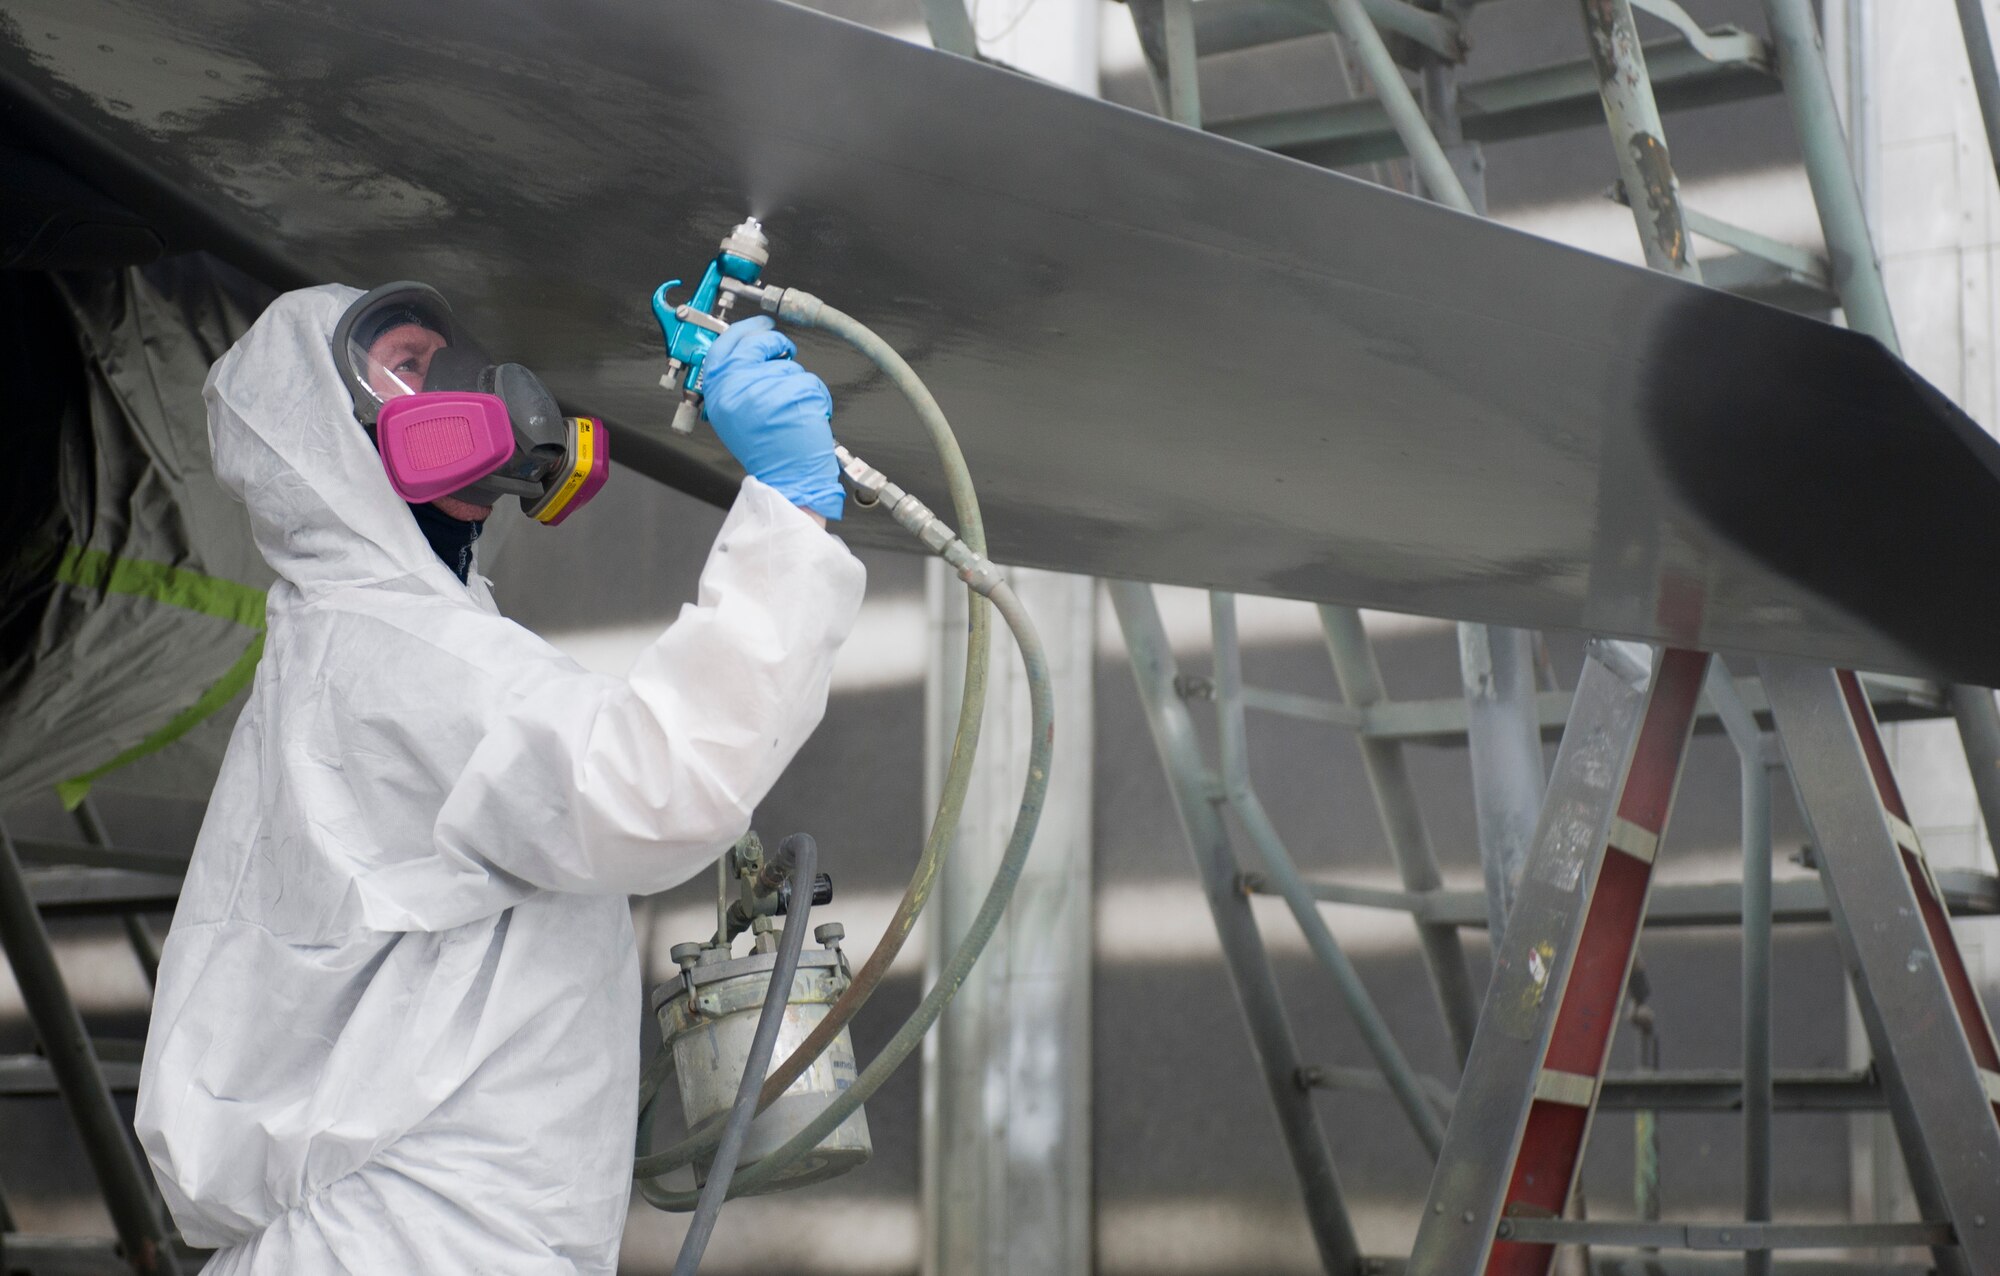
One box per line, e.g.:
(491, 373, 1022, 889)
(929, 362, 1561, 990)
(651, 217, 771, 435)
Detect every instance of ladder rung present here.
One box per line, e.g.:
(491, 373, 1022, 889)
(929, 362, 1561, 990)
(1606, 817, 1659, 864)
(1188, 0, 1461, 62)
(28, 867, 182, 915)
(1887, 812, 1922, 856)
(1532, 1069, 1597, 1107)
(1982, 1069, 2000, 1106)
(2, 1234, 208, 1273)
(1492, 1217, 1954, 1252)
(1225, 673, 1946, 746)
(0, 1055, 142, 1097)
(1598, 1068, 1882, 1111)
(11, 836, 190, 877)
(1252, 868, 2000, 927)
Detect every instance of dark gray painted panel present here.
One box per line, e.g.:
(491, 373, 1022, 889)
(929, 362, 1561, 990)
(4, 0, 1998, 681)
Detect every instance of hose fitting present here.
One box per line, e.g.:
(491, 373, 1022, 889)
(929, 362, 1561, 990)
(774, 287, 824, 327)
(835, 446, 1004, 597)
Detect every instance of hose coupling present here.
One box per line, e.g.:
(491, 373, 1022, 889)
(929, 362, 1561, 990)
(942, 542, 1003, 597)
(835, 444, 1004, 596)
(774, 287, 825, 327)
(834, 444, 890, 507)
(836, 448, 942, 550)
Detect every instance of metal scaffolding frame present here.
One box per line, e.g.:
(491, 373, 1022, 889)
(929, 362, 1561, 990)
(1074, 1, 2000, 1272)
(0, 805, 184, 1275)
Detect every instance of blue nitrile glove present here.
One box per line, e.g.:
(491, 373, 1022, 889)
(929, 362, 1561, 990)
(700, 316, 843, 521)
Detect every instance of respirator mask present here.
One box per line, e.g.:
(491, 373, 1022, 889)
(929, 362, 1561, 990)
(331, 282, 609, 525)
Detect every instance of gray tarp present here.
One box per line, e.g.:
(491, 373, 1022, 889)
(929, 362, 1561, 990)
(0, 254, 271, 808)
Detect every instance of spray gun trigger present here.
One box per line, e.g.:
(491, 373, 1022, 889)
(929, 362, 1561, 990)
(674, 305, 730, 337)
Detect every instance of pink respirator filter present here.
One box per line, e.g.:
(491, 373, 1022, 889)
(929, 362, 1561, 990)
(375, 391, 516, 504)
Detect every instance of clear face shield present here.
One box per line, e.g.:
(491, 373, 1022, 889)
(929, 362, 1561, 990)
(331, 283, 609, 525)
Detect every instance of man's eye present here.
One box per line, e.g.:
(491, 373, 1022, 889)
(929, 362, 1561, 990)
(394, 358, 420, 374)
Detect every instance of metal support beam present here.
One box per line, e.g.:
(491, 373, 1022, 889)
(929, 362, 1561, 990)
(1581, 0, 1701, 278)
(1320, 605, 1482, 1065)
(1323, 0, 1477, 214)
(72, 802, 167, 988)
(921, 0, 979, 57)
(1129, 0, 1203, 127)
(1110, 581, 1363, 1275)
(1705, 663, 1775, 1276)
(1190, 0, 1466, 63)
(1680, 206, 1828, 285)
(1212, 593, 1444, 1157)
(1459, 624, 1546, 942)
(1952, 0, 2000, 208)
(1762, 0, 1897, 349)
(1949, 685, 2000, 876)
(1762, 660, 2000, 1276)
(0, 823, 181, 1276)
(1408, 32, 1546, 959)
(924, 566, 1094, 1276)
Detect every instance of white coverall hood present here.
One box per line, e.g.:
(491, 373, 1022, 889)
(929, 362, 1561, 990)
(207, 284, 475, 598)
(135, 287, 865, 1273)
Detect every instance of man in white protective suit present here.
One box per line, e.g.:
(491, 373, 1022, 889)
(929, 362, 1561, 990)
(133, 283, 864, 1273)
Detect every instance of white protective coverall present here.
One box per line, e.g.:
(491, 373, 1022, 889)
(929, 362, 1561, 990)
(134, 285, 866, 1273)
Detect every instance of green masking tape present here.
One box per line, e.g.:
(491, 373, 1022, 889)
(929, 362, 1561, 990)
(51, 546, 267, 809)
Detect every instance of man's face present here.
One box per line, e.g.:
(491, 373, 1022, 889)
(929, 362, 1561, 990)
(366, 323, 447, 401)
(366, 322, 491, 522)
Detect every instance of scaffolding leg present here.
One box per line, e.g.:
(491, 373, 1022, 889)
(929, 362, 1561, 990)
(1212, 593, 1445, 1158)
(1410, 645, 1710, 1276)
(1321, 606, 1483, 1067)
(1459, 623, 1547, 943)
(74, 802, 163, 989)
(1761, 660, 2000, 1276)
(1127, 0, 1202, 128)
(1947, 685, 2000, 875)
(1111, 582, 1364, 1275)
(0, 823, 180, 1276)
(1705, 663, 1776, 1276)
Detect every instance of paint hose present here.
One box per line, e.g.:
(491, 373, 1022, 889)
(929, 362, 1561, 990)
(635, 297, 1053, 1205)
(635, 292, 992, 1181)
(670, 833, 816, 1276)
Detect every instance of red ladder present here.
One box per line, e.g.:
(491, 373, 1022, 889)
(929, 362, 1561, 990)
(1410, 646, 2000, 1275)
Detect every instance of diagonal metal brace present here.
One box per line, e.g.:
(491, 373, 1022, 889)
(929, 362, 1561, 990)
(1762, 659, 2000, 1276)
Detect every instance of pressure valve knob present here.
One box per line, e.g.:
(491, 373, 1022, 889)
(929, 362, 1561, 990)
(815, 923, 846, 949)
